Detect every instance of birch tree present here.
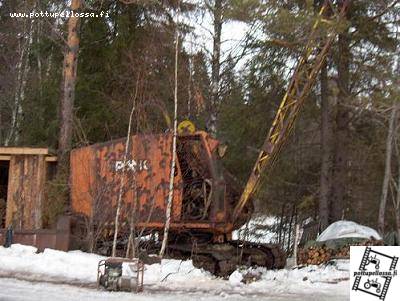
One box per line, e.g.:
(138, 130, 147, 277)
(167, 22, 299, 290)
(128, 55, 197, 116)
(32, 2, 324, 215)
(4, 2, 35, 146)
(112, 98, 136, 257)
(160, 4, 180, 257)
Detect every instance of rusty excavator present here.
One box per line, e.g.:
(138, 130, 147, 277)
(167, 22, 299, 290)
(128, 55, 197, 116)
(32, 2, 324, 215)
(70, 0, 350, 276)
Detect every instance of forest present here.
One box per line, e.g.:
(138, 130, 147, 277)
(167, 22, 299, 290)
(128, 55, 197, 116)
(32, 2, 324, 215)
(0, 0, 400, 243)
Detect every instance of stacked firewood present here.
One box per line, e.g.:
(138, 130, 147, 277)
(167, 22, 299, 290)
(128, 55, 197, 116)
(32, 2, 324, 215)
(298, 246, 335, 265)
(298, 239, 383, 265)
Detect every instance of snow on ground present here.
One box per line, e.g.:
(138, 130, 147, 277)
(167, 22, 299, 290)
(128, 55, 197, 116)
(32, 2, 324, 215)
(0, 278, 243, 301)
(0, 244, 215, 288)
(317, 220, 381, 242)
(0, 277, 349, 301)
(0, 244, 103, 284)
(0, 244, 350, 300)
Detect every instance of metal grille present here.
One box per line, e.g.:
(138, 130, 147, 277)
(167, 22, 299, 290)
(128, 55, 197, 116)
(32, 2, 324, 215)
(177, 137, 212, 221)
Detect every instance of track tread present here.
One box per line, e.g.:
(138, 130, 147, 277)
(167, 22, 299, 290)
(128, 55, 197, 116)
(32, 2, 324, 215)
(169, 240, 286, 277)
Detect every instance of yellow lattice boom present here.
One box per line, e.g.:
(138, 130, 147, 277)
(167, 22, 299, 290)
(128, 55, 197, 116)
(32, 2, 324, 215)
(233, 0, 351, 221)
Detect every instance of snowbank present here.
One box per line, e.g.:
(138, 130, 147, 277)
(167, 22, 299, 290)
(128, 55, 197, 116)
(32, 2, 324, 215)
(0, 244, 350, 299)
(0, 244, 104, 283)
(317, 220, 381, 242)
(251, 260, 349, 284)
(225, 260, 350, 299)
(0, 244, 212, 286)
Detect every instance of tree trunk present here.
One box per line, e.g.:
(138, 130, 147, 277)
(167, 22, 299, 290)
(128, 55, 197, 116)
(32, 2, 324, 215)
(395, 211, 400, 244)
(126, 187, 138, 259)
(293, 223, 300, 265)
(187, 56, 192, 119)
(378, 104, 398, 235)
(331, 31, 350, 222)
(160, 10, 180, 257)
(319, 62, 332, 230)
(112, 95, 136, 257)
(208, 0, 223, 137)
(5, 16, 34, 146)
(286, 204, 295, 254)
(36, 17, 43, 99)
(58, 0, 82, 171)
(278, 204, 285, 244)
(395, 103, 400, 243)
(395, 167, 400, 241)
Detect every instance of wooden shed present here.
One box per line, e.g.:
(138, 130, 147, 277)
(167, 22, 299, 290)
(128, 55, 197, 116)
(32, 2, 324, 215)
(0, 147, 57, 230)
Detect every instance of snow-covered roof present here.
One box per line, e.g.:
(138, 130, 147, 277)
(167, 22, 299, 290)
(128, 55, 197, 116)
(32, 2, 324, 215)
(317, 220, 381, 242)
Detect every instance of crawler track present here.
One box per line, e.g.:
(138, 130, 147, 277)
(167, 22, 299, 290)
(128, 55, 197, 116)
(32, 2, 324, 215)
(169, 241, 286, 277)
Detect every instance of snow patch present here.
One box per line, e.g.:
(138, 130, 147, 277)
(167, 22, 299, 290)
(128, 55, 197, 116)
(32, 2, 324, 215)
(228, 270, 243, 286)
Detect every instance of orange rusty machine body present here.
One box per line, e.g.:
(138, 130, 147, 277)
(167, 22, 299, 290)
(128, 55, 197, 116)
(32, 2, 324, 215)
(70, 131, 248, 243)
(70, 131, 272, 276)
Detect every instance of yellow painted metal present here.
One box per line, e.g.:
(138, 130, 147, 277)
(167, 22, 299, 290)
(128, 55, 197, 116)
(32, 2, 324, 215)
(233, 0, 350, 221)
(178, 120, 196, 135)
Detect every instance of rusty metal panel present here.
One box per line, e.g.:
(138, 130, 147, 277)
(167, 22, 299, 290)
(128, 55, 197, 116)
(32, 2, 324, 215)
(70, 147, 95, 217)
(70, 134, 183, 227)
(5, 155, 46, 230)
(0, 230, 69, 252)
(0, 216, 70, 252)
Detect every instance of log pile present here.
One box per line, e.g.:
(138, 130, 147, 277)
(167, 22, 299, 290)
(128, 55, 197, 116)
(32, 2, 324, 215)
(298, 245, 336, 265)
(298, 239, 383, 265)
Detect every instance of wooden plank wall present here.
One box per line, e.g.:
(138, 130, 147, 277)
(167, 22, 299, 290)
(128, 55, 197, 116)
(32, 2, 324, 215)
(5, 155, 46, 230)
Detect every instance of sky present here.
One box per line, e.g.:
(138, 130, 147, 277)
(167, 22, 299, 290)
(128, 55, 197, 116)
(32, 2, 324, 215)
(181, 3, 252, 71)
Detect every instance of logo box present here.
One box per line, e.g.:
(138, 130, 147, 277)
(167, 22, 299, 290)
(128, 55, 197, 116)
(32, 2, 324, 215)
(350, 246, 399, 301)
